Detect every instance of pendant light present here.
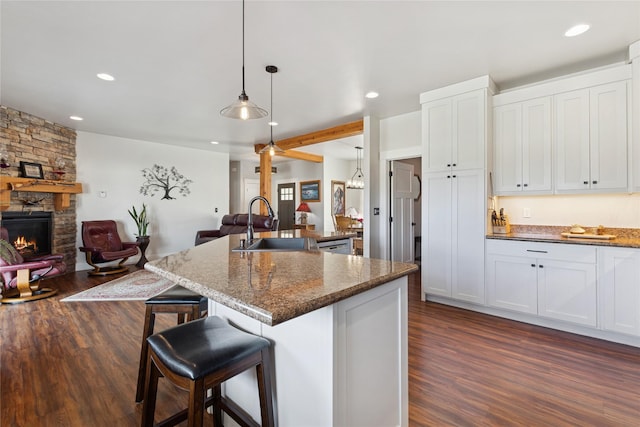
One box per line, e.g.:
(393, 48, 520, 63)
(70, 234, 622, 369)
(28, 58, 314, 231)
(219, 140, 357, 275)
(347, 146, 365, 189)
(220, 0, 268, 120)
(259, 65, 285, 156)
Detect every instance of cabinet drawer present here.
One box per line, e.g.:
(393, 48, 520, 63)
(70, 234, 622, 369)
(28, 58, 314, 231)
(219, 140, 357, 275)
(486, 239, 596, 263)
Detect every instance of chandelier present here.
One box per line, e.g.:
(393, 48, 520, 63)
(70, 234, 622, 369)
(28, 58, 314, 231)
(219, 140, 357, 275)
(347, 146, 364, 189)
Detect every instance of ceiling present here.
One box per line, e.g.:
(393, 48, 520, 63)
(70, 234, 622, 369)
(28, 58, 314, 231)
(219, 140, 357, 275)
(2, 1, 639, 163)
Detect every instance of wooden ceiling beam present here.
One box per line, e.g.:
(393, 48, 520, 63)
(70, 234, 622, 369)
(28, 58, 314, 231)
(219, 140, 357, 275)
(254, 148, 324, 163)
(253, 119, 364, 156)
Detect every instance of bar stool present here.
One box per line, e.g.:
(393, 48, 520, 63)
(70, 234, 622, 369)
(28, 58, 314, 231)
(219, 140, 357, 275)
(135, 285, 208, 403)
(140, 316, 275, 427)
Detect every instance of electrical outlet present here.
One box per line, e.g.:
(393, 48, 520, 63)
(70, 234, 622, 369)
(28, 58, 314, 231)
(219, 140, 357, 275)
(523, 207, 531, 218)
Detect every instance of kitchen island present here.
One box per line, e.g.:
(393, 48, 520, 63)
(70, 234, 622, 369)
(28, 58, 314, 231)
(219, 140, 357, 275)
(145, 230, 418, 427)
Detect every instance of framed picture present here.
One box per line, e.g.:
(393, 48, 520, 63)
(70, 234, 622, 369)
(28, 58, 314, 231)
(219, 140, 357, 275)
(300, 180, 320, 203)
(331, 180, 346, 216)
(19, 161, 44, 179)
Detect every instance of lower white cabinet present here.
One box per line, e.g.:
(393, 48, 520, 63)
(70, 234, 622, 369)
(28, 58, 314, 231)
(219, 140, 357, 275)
(486, 240, 597, 327)
(599, 247, 640, 336)
(486, 253, 538, 314)
(536, 259, 597, 327)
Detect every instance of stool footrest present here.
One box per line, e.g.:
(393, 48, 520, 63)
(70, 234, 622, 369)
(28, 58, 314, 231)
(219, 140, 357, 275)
(219, 396, 261, 427)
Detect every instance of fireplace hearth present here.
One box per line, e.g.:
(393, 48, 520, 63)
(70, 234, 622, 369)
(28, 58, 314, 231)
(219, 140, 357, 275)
(1, 212, 52, 259)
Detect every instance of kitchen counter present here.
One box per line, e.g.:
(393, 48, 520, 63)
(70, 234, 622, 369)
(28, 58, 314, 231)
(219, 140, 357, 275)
(146, 230, 415, 326)
(145, 231, 417, 426)
(487, 224, 640, 249)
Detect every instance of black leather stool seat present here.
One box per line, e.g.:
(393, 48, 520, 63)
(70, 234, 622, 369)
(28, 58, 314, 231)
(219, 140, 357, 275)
(148, 316, 270, 380)
(135, 285, 208, 403)
(146, 284, 208, 306)
(141, 316, 275, 427)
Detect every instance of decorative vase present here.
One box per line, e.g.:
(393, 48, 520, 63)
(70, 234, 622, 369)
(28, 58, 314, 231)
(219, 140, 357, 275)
(136, 235, 150, 267)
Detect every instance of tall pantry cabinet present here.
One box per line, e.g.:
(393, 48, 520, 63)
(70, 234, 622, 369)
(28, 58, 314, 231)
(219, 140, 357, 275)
(421, 76, 496, 304)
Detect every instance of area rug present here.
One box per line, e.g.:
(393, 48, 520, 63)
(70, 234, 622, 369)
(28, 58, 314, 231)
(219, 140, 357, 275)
(61, 269, 175, 302)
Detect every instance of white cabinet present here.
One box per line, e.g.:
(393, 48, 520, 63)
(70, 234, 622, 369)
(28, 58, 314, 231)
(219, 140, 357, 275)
(599, 247, 640, 336)
(493, 97, 552, 194)
(424, 169, 485, 304)
(423, 89, 486, 172)
(486, 240, 597, 327)
(486, 252, 538, 314)
(555, 81, 628, 193)
(537, 258, 597, 327)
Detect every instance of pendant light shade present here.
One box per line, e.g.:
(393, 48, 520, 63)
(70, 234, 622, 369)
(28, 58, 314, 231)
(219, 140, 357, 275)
(220, 94, 268, 120)
(258, 65, 285, 156)
(347, 146, 365, 189)
(220, 0, 267, 120)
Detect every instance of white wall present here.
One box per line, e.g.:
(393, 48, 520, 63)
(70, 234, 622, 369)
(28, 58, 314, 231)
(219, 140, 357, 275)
(378, 111, 422, 259)
(76, 131, 228, 271)
(380, 111, 421, 153)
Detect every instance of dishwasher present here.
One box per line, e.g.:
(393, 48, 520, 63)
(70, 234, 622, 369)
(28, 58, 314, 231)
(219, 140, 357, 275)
(317, 238, 352, 255)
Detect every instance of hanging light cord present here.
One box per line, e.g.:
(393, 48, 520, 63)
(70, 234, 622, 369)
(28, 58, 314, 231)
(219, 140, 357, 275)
(241, 0, 246, 97)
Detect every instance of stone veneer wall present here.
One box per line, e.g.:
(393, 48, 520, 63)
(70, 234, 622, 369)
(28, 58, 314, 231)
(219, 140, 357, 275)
(0, 106, 78, 269)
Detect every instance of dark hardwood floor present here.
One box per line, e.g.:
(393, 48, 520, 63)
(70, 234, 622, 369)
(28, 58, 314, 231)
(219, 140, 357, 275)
(2, 269, 639, 426)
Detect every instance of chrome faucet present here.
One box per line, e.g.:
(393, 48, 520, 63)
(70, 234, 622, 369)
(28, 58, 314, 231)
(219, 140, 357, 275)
(247, 196, 275, 243)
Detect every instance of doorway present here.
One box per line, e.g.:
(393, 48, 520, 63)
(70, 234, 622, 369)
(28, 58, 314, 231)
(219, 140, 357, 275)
(388, 157, 422, 264)
(277, 182, 296, 230)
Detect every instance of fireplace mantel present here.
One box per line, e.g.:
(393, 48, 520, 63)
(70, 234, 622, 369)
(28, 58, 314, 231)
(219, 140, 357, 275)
(0, 176, 82, 211)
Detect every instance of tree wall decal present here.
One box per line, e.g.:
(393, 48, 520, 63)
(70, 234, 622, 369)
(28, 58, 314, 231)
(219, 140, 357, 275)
(139, 164, 193, 200)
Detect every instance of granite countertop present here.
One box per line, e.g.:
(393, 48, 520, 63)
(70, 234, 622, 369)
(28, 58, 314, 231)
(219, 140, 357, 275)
(145, 231, 417, 326)
(487, 225, 640, 249)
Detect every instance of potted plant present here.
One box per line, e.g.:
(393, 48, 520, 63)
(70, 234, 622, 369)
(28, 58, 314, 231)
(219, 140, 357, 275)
(128, 203, 149, 237)
(128, 204, 150, 267)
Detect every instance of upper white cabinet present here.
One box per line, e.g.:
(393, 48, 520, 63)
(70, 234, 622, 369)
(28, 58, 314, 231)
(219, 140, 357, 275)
(555, 81, 628, 193)
(599, 247, 640, 337)
(423, 89, 487, 173)
(493, 97, 552, 194)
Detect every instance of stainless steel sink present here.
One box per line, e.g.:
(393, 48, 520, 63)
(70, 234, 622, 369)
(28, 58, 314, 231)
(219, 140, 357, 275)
(232, 237, 317, 252)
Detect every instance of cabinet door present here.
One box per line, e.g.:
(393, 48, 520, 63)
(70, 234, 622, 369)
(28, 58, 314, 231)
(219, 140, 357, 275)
(486, 254, 538, 314)
(589, 81, 628, 191)
(522, 97, 552, 192)
(493, 103, 522, 193)
(537, 259, 597, 327)
(423, 172, 452, 297)
(422, 99, 452, 172)
(452, 90, 486, 171)
(599, 248, 640, 336)
(555, 89, 591, 191)
(451, 169, 485, 303)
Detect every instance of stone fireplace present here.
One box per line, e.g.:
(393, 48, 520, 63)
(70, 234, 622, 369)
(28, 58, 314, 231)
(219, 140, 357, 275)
(0, 106, 78, 269)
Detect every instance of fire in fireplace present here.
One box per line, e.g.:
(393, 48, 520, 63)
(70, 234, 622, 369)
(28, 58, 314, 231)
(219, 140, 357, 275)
(1, 212, 52, 259)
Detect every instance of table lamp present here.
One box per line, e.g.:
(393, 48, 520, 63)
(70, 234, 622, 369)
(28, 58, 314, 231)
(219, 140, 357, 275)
(345, 207, 359, 219)
(296, 202, 312, 224)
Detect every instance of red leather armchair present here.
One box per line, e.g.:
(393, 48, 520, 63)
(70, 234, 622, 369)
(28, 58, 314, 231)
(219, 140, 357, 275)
(79, 220, 139, 276)
(195, 214, 279, 246)
(0, 227, 66, 303)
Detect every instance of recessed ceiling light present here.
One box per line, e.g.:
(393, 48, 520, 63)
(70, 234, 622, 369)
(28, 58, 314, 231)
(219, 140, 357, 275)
(565, 24, 590, 37)
(96, 73, 115, 81)
(69, 116, 83, 121)
(210, 141, 219, 145)
(268, 121, 278, 127)
(365, 91, 379, 99)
